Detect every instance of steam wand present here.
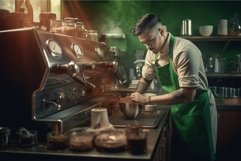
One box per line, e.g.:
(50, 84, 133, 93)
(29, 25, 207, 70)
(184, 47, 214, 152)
(51, 61, 96, 88)
(71, 72, 96, 88)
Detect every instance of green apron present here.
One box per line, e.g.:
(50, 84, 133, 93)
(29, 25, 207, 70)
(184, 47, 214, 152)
(154, 34, 215, 161)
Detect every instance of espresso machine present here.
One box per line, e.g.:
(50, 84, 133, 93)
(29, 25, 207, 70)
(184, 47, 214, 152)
(0, 27, 119, 138)
(128, 60, 156, 90)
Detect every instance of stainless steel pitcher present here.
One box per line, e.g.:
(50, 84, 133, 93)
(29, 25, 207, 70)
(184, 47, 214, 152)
(208, 56, 225, 73)
(214, 57, 225, 73)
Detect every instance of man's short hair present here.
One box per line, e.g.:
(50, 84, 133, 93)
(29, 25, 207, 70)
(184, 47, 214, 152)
(132, 13, 160, 36)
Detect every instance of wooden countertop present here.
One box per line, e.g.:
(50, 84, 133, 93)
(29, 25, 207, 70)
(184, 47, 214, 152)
(216, 98, 241, 111)
(0, 107, 170, 161)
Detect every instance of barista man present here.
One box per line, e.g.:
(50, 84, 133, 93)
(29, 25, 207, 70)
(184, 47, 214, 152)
(130, 13, 217, 161)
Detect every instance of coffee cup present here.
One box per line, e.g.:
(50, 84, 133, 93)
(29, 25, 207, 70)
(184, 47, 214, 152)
(90, 108, 111, 129)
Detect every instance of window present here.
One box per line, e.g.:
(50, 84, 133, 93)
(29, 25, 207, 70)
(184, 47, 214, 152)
(0, 0, 15, 12)
(50, 0, 61, 20)
(0, 0, 61, 22)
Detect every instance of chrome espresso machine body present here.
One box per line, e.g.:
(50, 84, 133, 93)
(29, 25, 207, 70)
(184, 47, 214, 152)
(0, 28, 118, 135)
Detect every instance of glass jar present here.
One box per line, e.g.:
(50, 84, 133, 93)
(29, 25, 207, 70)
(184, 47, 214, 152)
(126, 124, 147, 154)
(0, 127, 11, 148)
(51, 19, 64, 33)
(76, 21, 87, 39)
(87, 30, 98, 42)
(47, 132, 67, 150)
(68, 131, 94, 151)
(63, 17, 78, 37)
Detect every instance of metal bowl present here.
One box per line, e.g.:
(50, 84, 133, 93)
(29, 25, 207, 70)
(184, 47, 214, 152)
(119, 102, 143, 119)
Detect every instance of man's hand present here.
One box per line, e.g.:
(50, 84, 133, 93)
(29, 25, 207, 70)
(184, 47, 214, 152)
(130, 87, 196, 106)
(130, 92, 149, 105)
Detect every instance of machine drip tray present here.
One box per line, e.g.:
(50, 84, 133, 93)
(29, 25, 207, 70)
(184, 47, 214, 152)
(109, 110, 166, 128)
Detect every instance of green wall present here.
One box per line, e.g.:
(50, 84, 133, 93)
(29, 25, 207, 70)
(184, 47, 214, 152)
(63, 0, 241, 71)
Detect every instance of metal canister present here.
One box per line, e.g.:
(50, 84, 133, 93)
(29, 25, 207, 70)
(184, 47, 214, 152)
(233, 88, 240, 97)
(87, 30, 98, 42)
(219, 86, 228, 98)
(181, 20, 186, 35)
(186, 19, 192, 35)
(228, 87, 234, 98)
(181, 19, 192, 36)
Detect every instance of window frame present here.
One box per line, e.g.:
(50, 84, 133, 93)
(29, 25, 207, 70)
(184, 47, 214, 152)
(14, 0, 62, 22)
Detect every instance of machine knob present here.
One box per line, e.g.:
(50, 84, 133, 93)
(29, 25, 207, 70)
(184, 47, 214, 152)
(80, 89, 86, 96)
(57, 92, 65, 104)
(51, 61, 80, 74)
(42, 99, 61, 110)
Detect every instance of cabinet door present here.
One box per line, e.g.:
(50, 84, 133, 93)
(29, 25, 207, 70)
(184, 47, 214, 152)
(159, 126, 168, 161)
(216, 110, 241, 161)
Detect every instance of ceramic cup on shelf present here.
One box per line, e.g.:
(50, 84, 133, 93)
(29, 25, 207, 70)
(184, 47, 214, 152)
(217, 19, 228, 36)
(199, 25, 213, 36)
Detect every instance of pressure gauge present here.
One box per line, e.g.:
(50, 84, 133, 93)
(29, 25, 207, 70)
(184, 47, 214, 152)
(95, 46, 104, 58)
(71, 43, 83, 59)
(46, 40, 62, 59)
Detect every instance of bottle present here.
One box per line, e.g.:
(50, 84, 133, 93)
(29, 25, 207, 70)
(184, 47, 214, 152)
(214, 55, 225, 73)
(229, 13, 241, 35)
(208, 57, 214, 73)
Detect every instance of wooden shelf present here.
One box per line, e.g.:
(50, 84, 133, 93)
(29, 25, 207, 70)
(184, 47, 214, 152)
(207, 73, 241, 78)
(179, 35, 241, 41)
(216, 98, 241, 106)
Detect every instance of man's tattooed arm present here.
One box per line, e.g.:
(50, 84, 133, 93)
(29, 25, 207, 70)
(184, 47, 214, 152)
(134, 86, 196, 105)
(169, 88, 196, 104)
(136, 77, 152, 94)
